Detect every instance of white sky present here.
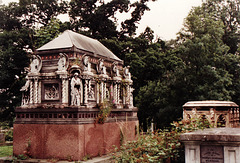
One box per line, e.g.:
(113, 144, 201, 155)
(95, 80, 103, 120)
(1, 0, 203, 41)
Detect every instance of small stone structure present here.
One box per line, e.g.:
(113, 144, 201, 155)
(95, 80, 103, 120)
(180, 128, 240, 163)
(183, 100, 239, 127)
(13, 30, 138, 160)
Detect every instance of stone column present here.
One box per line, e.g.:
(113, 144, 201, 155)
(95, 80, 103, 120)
(33, 77, 38, 104)
(84, 79, 89, 105)
(117, 83, 120, 104)
(100, 81, 104, 103)
(113, 83, 117, 104)
(62, 78, 68, 105)
(122, 85, 126, 105)
(57, 72, 68, 105)
(29, 80, 33, 104)
(103, 82, 106, 99)
(96, 82, 100, 104)
(38, 81, 41, 104)
(126, 84, 130, 105)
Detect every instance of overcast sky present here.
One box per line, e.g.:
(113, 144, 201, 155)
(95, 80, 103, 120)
(2, 0, 203, 40)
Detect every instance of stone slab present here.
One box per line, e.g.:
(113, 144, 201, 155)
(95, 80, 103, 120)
(180, 128, 240, 142)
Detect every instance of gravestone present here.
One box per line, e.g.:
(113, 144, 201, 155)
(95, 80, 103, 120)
(13, 30, 138, 160)
(180, 128, 240, 163)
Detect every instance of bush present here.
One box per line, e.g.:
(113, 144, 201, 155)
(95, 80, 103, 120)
(5, 129, 13, 141)
(112, 118, 211, 163)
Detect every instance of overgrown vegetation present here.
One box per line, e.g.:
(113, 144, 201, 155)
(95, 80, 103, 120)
(112, 118, 212, 162)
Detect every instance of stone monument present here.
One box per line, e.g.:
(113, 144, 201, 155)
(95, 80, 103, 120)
(13, 30, 138, 160)
(182, 100, 239, 127)
(180, 128, 240, 163)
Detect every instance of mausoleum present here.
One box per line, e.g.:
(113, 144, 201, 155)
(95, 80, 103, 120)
(13, 30, 138, 160)
(183, 100, 239, 127)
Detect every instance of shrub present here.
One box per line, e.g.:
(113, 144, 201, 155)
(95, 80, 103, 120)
(112, 118, 212, 163)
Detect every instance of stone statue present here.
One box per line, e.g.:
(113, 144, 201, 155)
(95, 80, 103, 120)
(97, 59, 106, 75)
(20, 76, 30, 105)
(112, 62, 120, 77)
(71, 73, 82, 106)
(57, 53, 68, 71)
(123, 66, 131, 80)
(30, 55, 42, 73)
(83, 55, 90, 72)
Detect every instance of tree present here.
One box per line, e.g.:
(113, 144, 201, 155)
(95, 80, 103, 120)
(201, 0, 240, 54)
(0, 30, 30, 123)
(69, 0, 155, 39)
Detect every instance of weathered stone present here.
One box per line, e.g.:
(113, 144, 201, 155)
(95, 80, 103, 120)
(181, 128, 240, 163)
(182, 100, 239, 127)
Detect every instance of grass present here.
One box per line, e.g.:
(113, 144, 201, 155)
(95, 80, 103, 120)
(0, 145, 13, 157)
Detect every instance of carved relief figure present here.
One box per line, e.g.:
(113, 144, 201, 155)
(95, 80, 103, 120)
(71, 73, 82, 106)
(20, 76, 30, 105)
(112, 62, 120, 77)
(30, 55, 42, 73)
(83, 55, 91, 72)
(97, 59, 106, 75)
(57, 53, 68, 71)
(123, 66, 131, 79)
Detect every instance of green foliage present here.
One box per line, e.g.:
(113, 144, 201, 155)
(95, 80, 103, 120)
(112, 118, 211, 162)
(95, 100, 113, 124)
(0, 146, 13, 157)
(5, 129, 13, 141)
(34, 18, 64, 49)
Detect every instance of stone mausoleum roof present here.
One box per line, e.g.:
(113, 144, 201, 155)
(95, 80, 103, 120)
(37, 30, 121, 61)
(183, 100, 238, 108)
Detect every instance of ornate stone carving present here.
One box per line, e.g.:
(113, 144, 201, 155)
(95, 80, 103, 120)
(20, 76, 30, 106)
(97, 59, 107, 75)
(44, 84, 59, 100)
(88, 85, 95, 100)
(112, 62, 120, 77)
(71, 73, 82, 106)
(123, 66, 131, 81)
(30, 55, 42, 73)
(57, 53, 68, 71)
(83, 55, 91, 72)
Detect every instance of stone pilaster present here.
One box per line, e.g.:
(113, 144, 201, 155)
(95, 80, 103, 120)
(29, 80, 33, 104)
(84, 80, 89, 105)
(113, 83, 117, 104)
(56, 71, 68, 105)
(100, 81, 104, 103)
(38, 81, 41, 104)
(34, 77, 39, 104)
(96, 82, 100, 104)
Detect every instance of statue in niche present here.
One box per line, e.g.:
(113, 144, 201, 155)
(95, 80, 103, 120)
(57, 53, 68, 71)
(83, 55, 91, 72)
(88, 86, 95, 99)
(112, 62, 120, 77)
(71, 73, 82, 106)
(123, 66, 131, 80)
(97, 59, 106, 75)
(30, 55, 42, 73)
(20, 76, 30, 106)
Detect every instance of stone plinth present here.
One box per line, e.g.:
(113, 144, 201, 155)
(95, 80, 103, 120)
(13, 107, 138, 161)
(180, 128, 240, 163)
